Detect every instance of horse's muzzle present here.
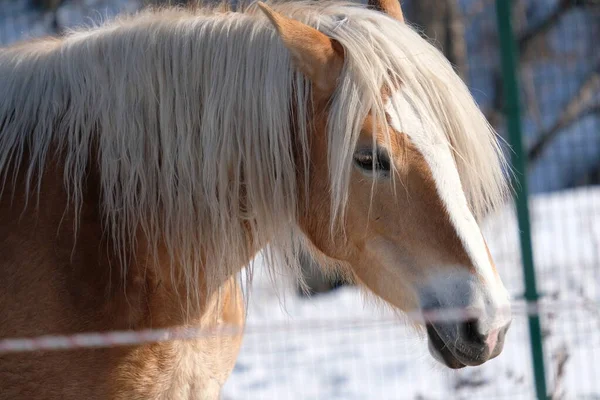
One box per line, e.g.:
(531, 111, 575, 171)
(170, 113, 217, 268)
(425, 318, 511, 369)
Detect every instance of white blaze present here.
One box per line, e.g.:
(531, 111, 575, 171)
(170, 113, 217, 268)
(385, 89, 510, 333)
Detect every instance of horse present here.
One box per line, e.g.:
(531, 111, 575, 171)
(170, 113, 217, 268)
(0, 0, 513, 398)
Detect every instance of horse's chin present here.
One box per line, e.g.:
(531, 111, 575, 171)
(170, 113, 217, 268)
(426, 324, 467, 369)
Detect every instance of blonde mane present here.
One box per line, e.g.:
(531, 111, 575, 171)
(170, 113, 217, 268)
(0, 1, 508, 312)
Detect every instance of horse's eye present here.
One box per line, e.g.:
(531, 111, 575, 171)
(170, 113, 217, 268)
(353, 148, 391, 175)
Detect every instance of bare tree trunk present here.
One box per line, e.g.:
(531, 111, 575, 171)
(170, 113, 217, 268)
(31, 0, 63, 35)
(406, 0, 469, 80)
(528, 65, 600, 163)
(31, 0, 63, 10)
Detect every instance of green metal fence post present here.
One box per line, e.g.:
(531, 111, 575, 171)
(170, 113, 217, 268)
(495, 1, 548, 399)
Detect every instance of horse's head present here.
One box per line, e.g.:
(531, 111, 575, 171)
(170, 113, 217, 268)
(259, 1, 511, 369)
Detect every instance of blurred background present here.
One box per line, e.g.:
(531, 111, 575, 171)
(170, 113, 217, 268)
(1, 0, 599, 398)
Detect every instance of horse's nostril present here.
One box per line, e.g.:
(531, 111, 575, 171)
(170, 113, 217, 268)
(460, 318, 486, 346)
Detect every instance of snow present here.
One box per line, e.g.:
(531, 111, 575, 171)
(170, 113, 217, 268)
(222, 187, 600, 399)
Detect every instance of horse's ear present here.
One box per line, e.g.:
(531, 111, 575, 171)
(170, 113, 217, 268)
(257, 2, 344, 97)
(367, 0, 404, 22)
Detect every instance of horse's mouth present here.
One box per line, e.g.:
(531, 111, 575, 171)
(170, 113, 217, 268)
(426, 323, 467, 369)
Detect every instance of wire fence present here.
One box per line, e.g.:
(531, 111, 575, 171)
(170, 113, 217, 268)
(0, 300, 581, 354)
(484, 1, 600, 399)
(0, 0, 599, 399)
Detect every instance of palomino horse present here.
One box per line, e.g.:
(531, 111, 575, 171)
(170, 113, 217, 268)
(0, 0, 512, 398)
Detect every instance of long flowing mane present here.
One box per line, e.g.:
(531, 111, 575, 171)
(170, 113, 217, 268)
(0, 1, 508, 311)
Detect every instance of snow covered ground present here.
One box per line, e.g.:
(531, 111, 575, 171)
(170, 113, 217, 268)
(222, 187, 600, 399)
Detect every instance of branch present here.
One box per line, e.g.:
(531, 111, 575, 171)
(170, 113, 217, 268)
(519, 0, 600, 60)
(518, 0, 573, 60)
(528, 105, 600, 163)
(528, 67, 600, 162)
